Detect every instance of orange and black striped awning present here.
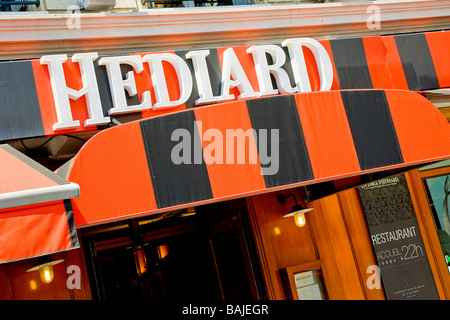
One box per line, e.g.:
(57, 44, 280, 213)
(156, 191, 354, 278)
(0, 144, 80, 263)
(62, 89, 450, 227)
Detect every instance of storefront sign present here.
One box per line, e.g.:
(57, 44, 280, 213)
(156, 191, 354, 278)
(40, 38, 333, 131)
(358, 174, 440, 300)
(0, 30, 448, 142)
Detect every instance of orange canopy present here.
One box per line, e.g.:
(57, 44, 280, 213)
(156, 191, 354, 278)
(0, 144, 79, 263)
(62, 89, 450, 227)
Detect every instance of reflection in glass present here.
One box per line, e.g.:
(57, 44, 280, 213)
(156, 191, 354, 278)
(423, 174, 450, 273)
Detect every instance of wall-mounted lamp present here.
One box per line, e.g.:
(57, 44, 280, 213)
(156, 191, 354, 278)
(26, 256, 64, 284)
(278, 193, 314, 228)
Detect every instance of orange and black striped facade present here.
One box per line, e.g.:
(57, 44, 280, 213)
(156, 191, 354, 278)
(0, 30, 449, 142)
(1, 27, 449, 268)
(1, 10, 450, 302)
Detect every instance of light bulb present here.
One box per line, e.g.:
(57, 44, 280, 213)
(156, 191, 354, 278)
(39, 264, 54, 284)
(294, 211, 306, 228)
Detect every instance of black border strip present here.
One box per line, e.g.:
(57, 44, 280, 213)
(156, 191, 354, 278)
(0, 60, 45, 142)
(246, 95, 314, 188)
(341, 90, 404, 170)
(330, 38, 373, 89)
(140, 111, 213, 208)
(64, 199, 80, 248)
(394, 33, 440, 90)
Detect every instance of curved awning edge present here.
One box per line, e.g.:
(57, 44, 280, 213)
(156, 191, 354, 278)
(65, 89, 450, 227)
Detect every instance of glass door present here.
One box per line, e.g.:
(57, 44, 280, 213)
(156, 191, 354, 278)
(208, 209, 266, 300)
(82, 200, 266, 301)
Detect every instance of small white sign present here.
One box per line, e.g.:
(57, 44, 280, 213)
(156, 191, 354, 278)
(294, 270, 315, 288)
(297, 284, 324, 300)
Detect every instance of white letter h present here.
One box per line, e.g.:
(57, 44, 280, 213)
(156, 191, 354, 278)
(40, 53, 110, 131)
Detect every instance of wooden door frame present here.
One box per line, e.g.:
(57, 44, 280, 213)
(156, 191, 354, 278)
(406, 168, 450, 299)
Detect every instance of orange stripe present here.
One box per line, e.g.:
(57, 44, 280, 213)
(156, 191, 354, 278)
(32, 58, 97, 136)
(194, 101, 266, 198)
(295, 91, 360, 180)
(64, 58, 96, 131)
(363, 36, 395, 89)
(0, 148, 59, 193)
(301, 46, 321, 92)
(134, 51, 188, 119)
(216, 45, 260, 99)
(319, 40, 340, 90)
(381, 36, 409, 90)
(0, 201, 72, 263)
(68, 121, 157, 226)
(385, 90, 450, 164)
(425, 31, 450, 89)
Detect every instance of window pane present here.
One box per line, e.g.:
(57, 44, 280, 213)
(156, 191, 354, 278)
(423, 174, 450, 274)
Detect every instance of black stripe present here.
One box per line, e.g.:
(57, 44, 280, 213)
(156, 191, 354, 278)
(176, 48, 222, 109)
(94, 57, 142, 121)
(64, 199, 80, 248)
(0, 61, 45, 141)
(394, 33, 440, 90)
(341, 90, 403, 170)
(281, 46, 300, 90)
(246, 95, 314, 188)
(251, 46, 297, 92)
(330, 38, 373, 89)
(140, 110, 213, 208)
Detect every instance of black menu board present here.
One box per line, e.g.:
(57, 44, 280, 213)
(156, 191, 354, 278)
(358, 174, 439, 300)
